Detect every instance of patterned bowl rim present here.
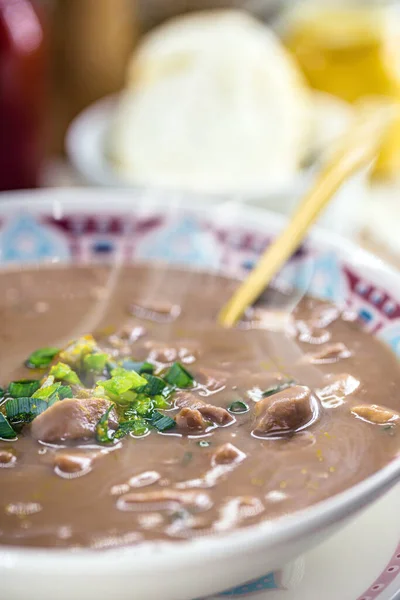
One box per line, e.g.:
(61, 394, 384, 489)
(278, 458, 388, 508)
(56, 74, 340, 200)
(0, 187, 398, 573)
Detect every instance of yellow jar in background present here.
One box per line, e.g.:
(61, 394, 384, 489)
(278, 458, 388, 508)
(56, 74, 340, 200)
(284, 1, 400, 179)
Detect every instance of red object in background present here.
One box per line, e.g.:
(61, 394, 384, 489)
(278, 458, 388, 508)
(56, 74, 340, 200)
(0, 0, 46, 190)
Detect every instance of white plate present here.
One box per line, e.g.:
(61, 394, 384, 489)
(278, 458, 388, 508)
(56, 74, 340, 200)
(204, 485, 400, 600)
(65, 96, 366, 238)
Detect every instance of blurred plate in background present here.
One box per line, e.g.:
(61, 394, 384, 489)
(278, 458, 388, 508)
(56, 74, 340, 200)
(66, 93, 366, 239)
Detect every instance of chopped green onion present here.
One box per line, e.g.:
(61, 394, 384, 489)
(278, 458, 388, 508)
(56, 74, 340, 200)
(39, 375, 55, 389)
(114, 418, 149, 439)
(161, 384, 175, 400)
(100, 368, 147, 399)
(0, 414, 16, 440)
(47, 390, 61, 407)
(150, 411, 176, 432)
(83, 353, 109, 374)
(0, 387, 4, 397)
(112, 421, 131, 440)
(106, 360, 118, 375)
(8, 379, 40, 398)
(5, 397, 48, 423)
(134, 397, 154, 418)
(137, 374, 166, 397)
(117, 390, 137, 405)
(198, 440, 211, 447)
(32, 378, 61, 402)
(25, 347, 59, 369)
(50, 362, 81, 385)
(122, 360, 154, 374)
(59, 335, 97, 367)
(131, 420, 150, 437)
(95, 405, 115, 444)
(164, 362, 194, 388)
(124, 406, 138, 420)
(153, 395, 171, 410)
(228, 400, 249, 414)
(110, 367, 148, 385)
(262, 380, 295, 398)
(93, 385, 106, 398)
(58, 385, 73, 399)
(30, 376, 61, 406)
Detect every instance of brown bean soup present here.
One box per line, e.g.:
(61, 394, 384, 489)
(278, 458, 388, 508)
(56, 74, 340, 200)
(0, 265, 399, 549)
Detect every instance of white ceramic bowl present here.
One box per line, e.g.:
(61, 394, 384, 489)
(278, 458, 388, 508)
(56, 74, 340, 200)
(65, 95, 366, 239)
(0, 188, 399, 600)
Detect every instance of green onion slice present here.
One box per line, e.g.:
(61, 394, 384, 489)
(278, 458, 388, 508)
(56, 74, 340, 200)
(58, 385, 73, 399)
(161, 384, 175, 400)
(6, 397, 48, 423)
(137, 374, 166, 397)
(114, 418, 149, 439)
(0, 414, 17, 439)
(25, 347, 59, 369)
(32, 378, 61, 402)
(47, 390, 61, 407)
(122, 360, 154, 374)
(134, 397, 155, 418)
(164, 362, 194, 388)
(83, 353, 109, 374)
(38, 375, 55, 389)
(95, 405, 115, 444)
(153, 395, 171, 410)
(228, 400, 249, 414)
(99, 368, 147, 400)
(150, 411, 176, 432)
(50, 362, 81, 385)
(59, 335, 97, 367)
(8, 380, 40, 398)
(106, 360, 118, 375)
(198, 440, 211, 447)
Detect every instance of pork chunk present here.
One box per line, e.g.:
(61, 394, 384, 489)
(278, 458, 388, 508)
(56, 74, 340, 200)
(254, 385, 316, 435)
(31, 397, 118, 443)
(194, 367, 228, 392)
(0, 449, 16, 466)
(117, 489, 212, 512)
(54, 451, 96, 474)
(175, 407, 209, 431)
(175, 392, 232, 426)
(211, 443, 246, 466)
(352, 404, 400, 425)
(307, 343, 351, 364)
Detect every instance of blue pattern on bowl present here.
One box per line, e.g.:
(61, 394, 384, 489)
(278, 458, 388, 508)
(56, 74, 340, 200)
(0, 214, 70, 263)
(276, 251, 347, 304)
(135, 216, 222, 268)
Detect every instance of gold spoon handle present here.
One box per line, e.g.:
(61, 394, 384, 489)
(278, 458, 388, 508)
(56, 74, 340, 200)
(218, 107, 390, 327)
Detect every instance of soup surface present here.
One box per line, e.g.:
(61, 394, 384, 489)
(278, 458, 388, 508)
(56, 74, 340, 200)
(0, 265, 399, 549)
